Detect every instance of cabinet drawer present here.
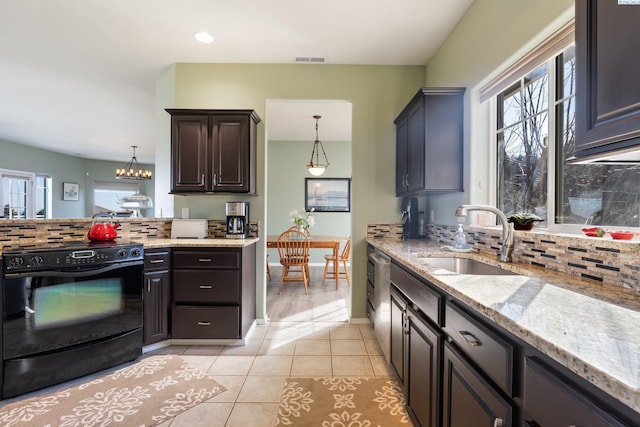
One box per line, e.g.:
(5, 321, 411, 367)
(390, 263, 442, 326)
(523, 357, 626, 427)
(173, 250, 240, 269)
(173, 270, 240, 303)
(172, 306, 239, 339)
(444, 301, 514, 395)
(144, 250, 170, 270)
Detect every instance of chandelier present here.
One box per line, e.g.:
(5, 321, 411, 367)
(307, 115, 329, 176)
(116, 145, 152, 180)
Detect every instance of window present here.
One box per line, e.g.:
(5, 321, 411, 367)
(496, 44, 640, 228)
(1, 170, 52, 219)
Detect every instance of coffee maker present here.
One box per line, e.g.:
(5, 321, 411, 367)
(401, 197, 419, 239)
(225, 202, 249, 239)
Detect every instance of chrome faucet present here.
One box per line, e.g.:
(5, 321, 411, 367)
(455, 205, 514, 263)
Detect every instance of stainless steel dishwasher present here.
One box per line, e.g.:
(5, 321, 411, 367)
(368, 249, 391, 362)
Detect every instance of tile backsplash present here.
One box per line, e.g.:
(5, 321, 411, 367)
(0, 218, 260, 250)
(367, 222, 640, 291)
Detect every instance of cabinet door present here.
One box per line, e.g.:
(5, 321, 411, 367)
(442, 342, 512, 427)
(211, 114, 251, 193)
(395, 114, 409, 195)
(424, 93, 463, 191)
(406, 305, 441, 427)
(575, 0, 640, 158)
(171, 115, 209, 192)
(406, 100, 426, 193)
(143, 270, 170, 345)
(390, 287, 406, 385)
(523, 357, 627, 427)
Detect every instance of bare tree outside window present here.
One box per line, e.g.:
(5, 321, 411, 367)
(498, 65, 549, 221)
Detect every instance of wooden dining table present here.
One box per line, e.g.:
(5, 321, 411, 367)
(266, 235, 349, 289)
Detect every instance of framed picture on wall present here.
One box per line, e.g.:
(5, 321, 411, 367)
(63, 182, 79, 201)
(305, 178, 351, 212)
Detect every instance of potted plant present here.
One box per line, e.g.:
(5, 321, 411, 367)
(507, 213, 543, 230)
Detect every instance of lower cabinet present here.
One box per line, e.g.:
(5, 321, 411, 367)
(442, 341, 513, 427)
(383, 257, 640, 427)
(390, 270, 442, 427)
(171, 245, 256, 339)
(143, 249, 171, 345)
(522, 357, 627, 427)
(406, 304, 442, 427)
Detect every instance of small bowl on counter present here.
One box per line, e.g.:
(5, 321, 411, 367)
(608, 230, 637, 240)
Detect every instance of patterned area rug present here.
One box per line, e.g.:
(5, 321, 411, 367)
(0, 355, 226, 427)
(275, 377, 412, 426)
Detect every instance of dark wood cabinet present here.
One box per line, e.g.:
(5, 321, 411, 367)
(574, 0, 640, 160)
(389, 287, 406, 384)
(443, 301, 514, 396)
(171, 245, 256, 339)
(167, 109, 261, 194)
(405, 304, 442, 427)
(143, 249, 170, 345)
(395, 87, 465, 195)
(442, 341, 513, 427)
(522, 357, 626, 427)
(390, 264, 443, 427)
(378, 249, 640, 427)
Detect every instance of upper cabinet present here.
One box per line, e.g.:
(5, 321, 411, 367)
(574, 0, 640, 162)
(395, 87, 465, 196)
(166, 109, 261, 194)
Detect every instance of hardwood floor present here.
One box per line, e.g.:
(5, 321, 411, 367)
(266, 265, 351, 322)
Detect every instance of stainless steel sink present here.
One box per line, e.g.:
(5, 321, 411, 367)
(420, 257, 518, 276)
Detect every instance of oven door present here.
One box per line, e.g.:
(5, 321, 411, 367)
(3, 261, 143, 360)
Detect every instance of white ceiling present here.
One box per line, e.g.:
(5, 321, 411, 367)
(0, 0, 474, 163)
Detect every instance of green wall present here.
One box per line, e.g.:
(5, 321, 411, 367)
(157, 63, 426, 321)
(267, 140, 352, 264)
(0, 139, 155, 218)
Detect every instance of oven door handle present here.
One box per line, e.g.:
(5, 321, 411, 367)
(3, 260, 143, 279)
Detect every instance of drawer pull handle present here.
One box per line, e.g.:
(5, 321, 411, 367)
(493, 417, 504, 427)
(149, 259, 164, 264)
(199, 285, 213, 289)
(198, 258, 213, 262)
(197, 321, 211, 326)
(459, 330, 481, 347)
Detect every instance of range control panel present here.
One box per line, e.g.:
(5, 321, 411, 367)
(2, 243, 144, 273)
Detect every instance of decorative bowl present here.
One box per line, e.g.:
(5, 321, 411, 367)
(608, 230, 636, 240)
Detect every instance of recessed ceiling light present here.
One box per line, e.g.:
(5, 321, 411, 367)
(193, 31, 214, 44)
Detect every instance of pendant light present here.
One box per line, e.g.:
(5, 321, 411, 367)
(116, 145, 152, 180)
(307, 115, 329, 176)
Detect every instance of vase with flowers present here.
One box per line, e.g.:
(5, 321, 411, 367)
(289, 208, 315, 235)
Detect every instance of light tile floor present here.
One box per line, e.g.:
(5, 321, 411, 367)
(151, 320, 396, 427)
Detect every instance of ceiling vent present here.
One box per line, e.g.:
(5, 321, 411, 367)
(296, 57, 325, 63)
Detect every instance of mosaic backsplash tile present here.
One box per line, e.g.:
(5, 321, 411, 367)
(367, 222, 640, 291)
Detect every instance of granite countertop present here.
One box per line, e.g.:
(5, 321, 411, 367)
(367, 238, 640, 415)
(140, 237, 259, 248)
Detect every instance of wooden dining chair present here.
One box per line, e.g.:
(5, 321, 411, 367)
(276, 228, 311, 294)
(266, 255, 271, 282)
(322, 238, 351, 288)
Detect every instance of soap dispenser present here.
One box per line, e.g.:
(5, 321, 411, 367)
(454, 223, 468, 249)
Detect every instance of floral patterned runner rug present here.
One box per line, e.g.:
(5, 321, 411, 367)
(0, 355, 226, 427)
(274, 377, 412, 426)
